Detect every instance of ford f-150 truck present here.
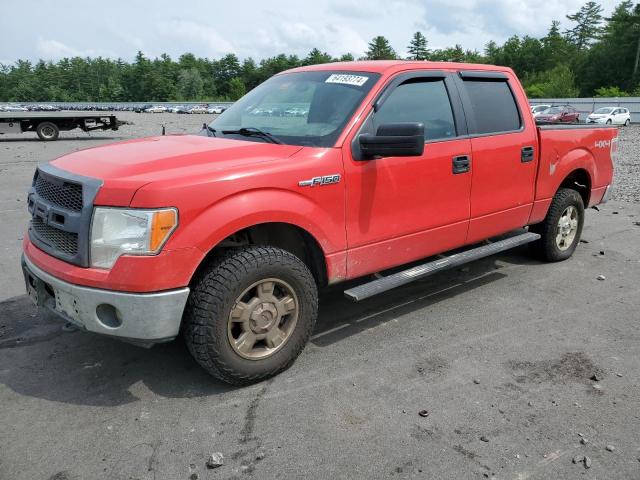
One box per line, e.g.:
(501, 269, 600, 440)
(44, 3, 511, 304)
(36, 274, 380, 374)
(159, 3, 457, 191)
(21, 61, 617, 385)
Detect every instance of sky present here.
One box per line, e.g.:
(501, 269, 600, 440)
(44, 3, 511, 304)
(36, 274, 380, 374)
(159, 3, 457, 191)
(0, 0, 621, 64)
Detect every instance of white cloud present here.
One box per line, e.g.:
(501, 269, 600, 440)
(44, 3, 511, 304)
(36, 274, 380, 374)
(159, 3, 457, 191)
(157, 20, 237, 57)
(0, 0, 621, 63)
(36, 39, 82, 59)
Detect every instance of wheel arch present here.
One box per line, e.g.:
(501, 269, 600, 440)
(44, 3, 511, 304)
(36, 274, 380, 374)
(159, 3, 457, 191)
(191, 221, 329, 288)
(558, 167, 591, 207)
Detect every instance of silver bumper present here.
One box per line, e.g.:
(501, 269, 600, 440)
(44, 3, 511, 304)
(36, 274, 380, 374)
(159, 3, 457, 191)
(22, 255, 189, 344)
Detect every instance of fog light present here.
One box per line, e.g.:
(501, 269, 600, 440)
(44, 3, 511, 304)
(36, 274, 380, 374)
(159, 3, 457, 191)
(96, 304, 123, 329)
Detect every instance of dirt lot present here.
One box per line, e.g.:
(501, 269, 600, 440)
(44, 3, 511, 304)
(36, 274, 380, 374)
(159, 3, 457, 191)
(1, 116, 639, 480)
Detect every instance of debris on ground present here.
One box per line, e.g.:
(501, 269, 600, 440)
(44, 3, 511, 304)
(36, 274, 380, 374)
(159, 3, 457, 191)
(599, 250, 605, 255)
(206, 452, 224, 469)
(590, 373, 602, 381)
(606, 445, 615, 452)
(418, 410, 429, 418)
(584, 456, 592, 469)
(480, 436, 489, 443)
(572, 454, 584, 464)
(473, 378, 480, 384)
(597, 275, 606, 281)
(580, 438, 588, 445)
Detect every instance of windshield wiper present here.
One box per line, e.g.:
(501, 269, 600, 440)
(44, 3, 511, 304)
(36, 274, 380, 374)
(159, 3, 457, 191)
(221, 127, 282, 144)
(202, 123, 217, 137)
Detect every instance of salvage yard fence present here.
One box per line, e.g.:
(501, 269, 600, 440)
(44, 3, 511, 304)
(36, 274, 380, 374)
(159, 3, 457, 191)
(529, 98, 640, 123)
(2, 98, 639, 123)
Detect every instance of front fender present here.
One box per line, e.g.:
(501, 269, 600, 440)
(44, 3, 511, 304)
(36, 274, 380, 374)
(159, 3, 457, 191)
(180, 188, 345, 256)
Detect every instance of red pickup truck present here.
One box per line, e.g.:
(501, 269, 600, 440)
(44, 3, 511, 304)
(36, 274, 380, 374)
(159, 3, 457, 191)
(22, 61, 617, 385)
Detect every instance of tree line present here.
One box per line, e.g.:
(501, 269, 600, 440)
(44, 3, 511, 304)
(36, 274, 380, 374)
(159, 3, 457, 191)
(1, 1, 638, 102)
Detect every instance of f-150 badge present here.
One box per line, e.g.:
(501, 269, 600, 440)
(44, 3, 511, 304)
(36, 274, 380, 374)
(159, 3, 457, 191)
(298, 174, 341, 187)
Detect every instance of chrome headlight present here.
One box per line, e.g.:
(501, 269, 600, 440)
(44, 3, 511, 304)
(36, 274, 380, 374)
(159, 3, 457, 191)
(90, 207, 178, 269)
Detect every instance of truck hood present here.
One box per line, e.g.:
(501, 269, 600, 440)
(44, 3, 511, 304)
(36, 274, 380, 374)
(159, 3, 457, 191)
(51, 135, 303, 205)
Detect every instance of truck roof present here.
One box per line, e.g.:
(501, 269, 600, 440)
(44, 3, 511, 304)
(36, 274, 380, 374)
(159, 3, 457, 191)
(286, 60, 513, 75)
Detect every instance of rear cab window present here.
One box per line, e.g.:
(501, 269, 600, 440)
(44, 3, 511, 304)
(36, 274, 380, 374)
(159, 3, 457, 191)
(459, 73, 522, 135)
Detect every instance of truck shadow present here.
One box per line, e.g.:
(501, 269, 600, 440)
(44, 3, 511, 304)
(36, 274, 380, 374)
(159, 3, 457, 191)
(0, 247, 535, 406)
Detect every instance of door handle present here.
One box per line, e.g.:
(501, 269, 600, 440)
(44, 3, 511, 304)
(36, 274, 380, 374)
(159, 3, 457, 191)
(452, 155, 470, 174)
(521, 146, 534, 163)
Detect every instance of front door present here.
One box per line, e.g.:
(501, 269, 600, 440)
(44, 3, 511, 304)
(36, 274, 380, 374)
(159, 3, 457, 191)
(342, 73, 473, 278)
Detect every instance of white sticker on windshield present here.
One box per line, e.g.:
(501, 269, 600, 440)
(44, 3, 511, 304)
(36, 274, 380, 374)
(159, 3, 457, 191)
(325, 74, 369, 87)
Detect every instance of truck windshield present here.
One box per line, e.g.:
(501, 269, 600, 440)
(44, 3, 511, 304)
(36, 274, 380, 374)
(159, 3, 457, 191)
(208, 71, 380, 147)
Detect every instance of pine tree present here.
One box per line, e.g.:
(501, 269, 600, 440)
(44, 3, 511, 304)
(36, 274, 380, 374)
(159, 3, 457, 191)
(365, 36, 397, 60)
(565, 1, 604, 51)
(407, 32, 430, 60)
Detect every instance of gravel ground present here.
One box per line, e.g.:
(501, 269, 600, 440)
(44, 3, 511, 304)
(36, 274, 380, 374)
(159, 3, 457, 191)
(1, 115, 639, 480)
(611, 125, 640, 203)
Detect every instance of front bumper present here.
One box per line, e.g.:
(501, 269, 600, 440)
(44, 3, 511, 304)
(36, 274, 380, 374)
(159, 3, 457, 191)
(22, 254, 189, 344)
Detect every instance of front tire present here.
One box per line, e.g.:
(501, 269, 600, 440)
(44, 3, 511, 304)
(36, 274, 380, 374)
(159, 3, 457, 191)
(529, 188, 584, 262)
(183, 246, 318, 385)
(625, 119, 631, 127)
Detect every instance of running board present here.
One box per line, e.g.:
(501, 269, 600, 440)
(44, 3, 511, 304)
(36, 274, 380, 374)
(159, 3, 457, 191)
(344, 232, 541, 301)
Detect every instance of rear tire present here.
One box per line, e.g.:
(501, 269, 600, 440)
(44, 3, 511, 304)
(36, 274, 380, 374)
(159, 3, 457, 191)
(36, 122, 59, 141)
(625, 119, 631, 127)
(529, 188, 584, 262)
(183, 246, 318, 385)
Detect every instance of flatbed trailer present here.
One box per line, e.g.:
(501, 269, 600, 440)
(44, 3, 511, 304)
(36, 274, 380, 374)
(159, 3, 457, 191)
(0, 112, 121, 141)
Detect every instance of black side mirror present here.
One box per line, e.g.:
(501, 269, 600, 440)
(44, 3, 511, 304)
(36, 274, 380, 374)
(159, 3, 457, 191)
(359, 123, 425, 159)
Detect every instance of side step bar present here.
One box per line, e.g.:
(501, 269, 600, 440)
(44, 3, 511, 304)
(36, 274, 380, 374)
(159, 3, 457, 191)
(344, 232, 541, 301)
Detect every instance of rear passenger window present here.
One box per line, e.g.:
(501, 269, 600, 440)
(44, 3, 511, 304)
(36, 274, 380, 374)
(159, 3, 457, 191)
(374, 79, 456, 141)
(463, 80, 521, 134)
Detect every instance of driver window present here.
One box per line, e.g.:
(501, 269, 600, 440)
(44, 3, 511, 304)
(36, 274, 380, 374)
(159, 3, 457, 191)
(374, 79, 456, 141)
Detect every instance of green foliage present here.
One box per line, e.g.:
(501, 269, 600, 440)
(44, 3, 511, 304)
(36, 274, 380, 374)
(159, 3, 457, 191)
(407, 32, 430, 60)
(177, 68, 204, 100)
(594, 85, 630, 96)
(365, 36, 397, 60)
(525, 64, 580, 98)
(565, 1, 604, 51)
(227, 77, 246, 100)
(0, 2, 637, 102)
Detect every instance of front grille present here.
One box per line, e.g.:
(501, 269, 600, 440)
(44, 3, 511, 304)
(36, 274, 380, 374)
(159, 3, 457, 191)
(31, 217, 79, 256)
(34, 173, 83, 212)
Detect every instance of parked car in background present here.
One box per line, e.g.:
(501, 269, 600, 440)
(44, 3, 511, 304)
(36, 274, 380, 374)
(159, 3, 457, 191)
(168, 105, 186, 113)
(535, 105, 580, 123)
(531, 104, 551, 117)
(188, 105, 208, 114)
(587, 107, 631, 126)
(207, 105, 227, 114)
(145, 105, 168, 113)
(135, 104, 153, 113)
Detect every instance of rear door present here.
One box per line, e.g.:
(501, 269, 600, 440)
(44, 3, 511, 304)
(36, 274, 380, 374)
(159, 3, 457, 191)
(343, 71, 473, 278)
(455, 70, 538, 243)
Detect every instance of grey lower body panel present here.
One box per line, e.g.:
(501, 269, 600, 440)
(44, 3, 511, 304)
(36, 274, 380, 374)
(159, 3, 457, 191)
(600, 184, 612, 204)
(344, 232, 541, 301)
(22, 255, 189, 343)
